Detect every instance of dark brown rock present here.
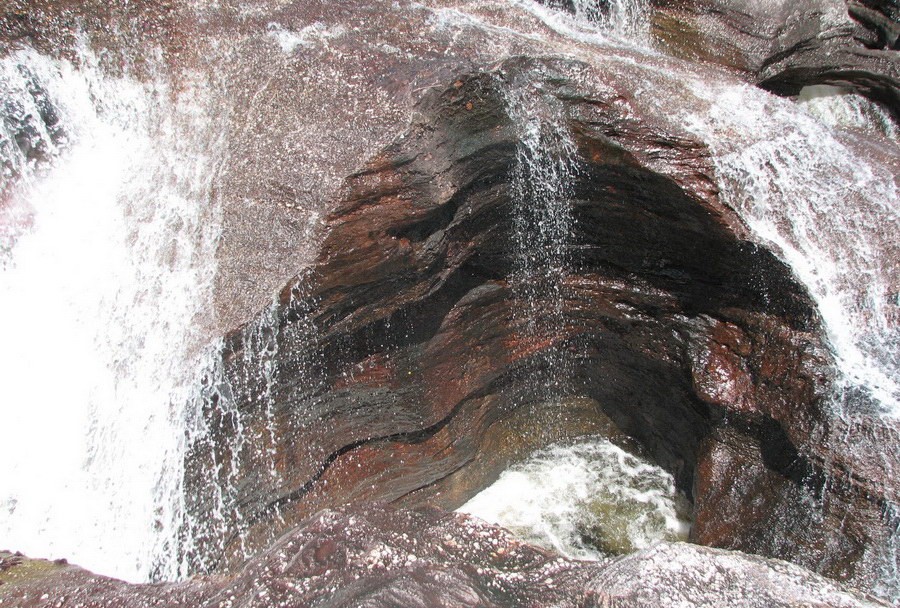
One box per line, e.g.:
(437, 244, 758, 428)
(649, 0, 900, 116)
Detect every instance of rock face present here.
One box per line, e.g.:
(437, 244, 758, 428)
(2, 0, 899, 603)
(183, 47, 897, 602)
(171, 1, 900, 598)
(0, 506, 889, 608)
(650, 0, 900, 115)
(584, 541, 890, 608)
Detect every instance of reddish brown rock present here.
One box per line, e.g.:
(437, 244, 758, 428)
(0, 506, 889, 608)
(180, 52, 896, 599)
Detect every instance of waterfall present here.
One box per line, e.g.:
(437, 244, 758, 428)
(1, 0, 897, 600)
(0, 46, 223, 582)
(569, 0, 647, 35)
(513, 0, 650, 43)
(668, 79, 900, 602)
(674, 80, 900, 415)
(505, 75, 579, 401)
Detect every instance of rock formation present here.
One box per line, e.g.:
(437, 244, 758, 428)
(0, 506, 890, 608)
(650, 0, 900, 116)
(1, 0, 898, 605)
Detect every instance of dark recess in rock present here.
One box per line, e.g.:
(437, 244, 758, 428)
(181, 55, 898, 599)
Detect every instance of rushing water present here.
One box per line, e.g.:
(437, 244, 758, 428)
(459, 437, 692, 559)
(569, 0, 647, 36)
(0, 46, 222, 582)
(0, 0, 897, 595)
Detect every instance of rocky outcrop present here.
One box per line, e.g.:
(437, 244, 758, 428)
(584, 541, 890, 607)
(650, 0, 900, 115)
(2, 0, 898, 603)
(182, 47, 898, 599)
(0, 506, 889, 608)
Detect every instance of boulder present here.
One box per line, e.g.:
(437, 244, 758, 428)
(584, 541, 889, 608)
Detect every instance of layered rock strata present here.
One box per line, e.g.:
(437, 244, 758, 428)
(183, 52, 897, 600)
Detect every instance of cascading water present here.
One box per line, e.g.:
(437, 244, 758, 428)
(2, 0, 899, 602)
(0, 45, 223, 582)
(505, 75, 579, 402)
(798, 85, 899, 142)
(179, 277, 322, 575)
(513, 0, 650, 43)
(569, 0, 646, 35)
(666, 76, 900, 603)
(673, 80, 900, 415)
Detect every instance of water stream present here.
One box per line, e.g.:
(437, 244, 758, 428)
(0, 0, 897, 596)
(0, 46, 223, 582)
(505, 74, 580, 403)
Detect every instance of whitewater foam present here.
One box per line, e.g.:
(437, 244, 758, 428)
(459, 437, 691, 559)
(0, 46, 222, 582)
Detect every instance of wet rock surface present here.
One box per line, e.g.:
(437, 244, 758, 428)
(0, 506, 889, 608)
(1, 0, 898, 603)
(184, 48, 897, 600)
(584, 541, 890, 608)
(650, 0, 900, 115)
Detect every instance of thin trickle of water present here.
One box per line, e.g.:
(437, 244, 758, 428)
(0, 46, 223, 583)
(180, 346, 250, 575)
(180, 277, 320, 574)
(505, 76, 579, 400)
(870, 501, 900, 602)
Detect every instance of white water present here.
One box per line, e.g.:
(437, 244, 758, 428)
(570, 0, 647, 36)
(505, 77, 579, 398)
(0, 47, 222, 582)
(798, 85, 899, 142)
(671, 80, 900, 414)
(511, 0, 650, 45)
(459, 437, 692, 559)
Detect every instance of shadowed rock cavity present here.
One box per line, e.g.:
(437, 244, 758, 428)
(181, 55, 897, 596)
